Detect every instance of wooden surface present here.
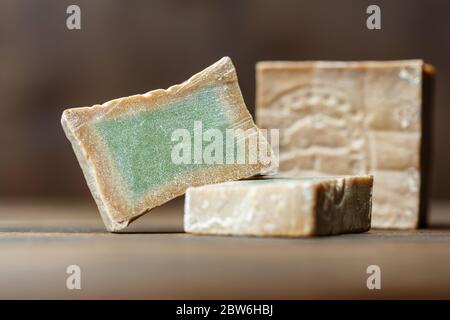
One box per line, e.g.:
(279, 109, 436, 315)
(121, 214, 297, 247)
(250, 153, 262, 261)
(1, 199, 450, 299)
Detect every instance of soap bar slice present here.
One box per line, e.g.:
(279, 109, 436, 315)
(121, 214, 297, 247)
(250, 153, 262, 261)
(184, 175, 373, 237)
(61, 57, 271, 232)
(256, 60, 434, 229)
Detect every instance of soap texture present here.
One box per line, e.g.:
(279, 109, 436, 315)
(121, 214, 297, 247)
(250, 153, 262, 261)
(256, 60, 434, 229)
(62, 57, 271, 232)
(184, 175, 373, 237)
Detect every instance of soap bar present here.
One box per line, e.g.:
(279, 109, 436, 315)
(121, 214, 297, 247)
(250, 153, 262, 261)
(184, 175, 373, 237)
(256, 60, 434, 229)
(62, 57, 271, 232)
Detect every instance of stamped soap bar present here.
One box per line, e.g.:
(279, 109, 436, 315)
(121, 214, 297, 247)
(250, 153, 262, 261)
(256, 60, 434, 229)
(184, 175, 373, 237)
(62, 57, 272, 232)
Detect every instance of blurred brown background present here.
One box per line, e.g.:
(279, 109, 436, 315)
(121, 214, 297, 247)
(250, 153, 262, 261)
(0, 0, 449, 200)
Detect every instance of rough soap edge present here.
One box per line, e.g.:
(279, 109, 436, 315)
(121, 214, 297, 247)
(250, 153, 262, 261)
(418, 63, 436, 228)
(63, 57, 235, 127)
(311, 175, 373, 236)
(61, 114, 128, 232)
(256, 59, 425, 71)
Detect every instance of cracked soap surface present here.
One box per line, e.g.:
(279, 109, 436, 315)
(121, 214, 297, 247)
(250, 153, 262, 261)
(96, 87, 230, 200)
(184, 175, 373, 237)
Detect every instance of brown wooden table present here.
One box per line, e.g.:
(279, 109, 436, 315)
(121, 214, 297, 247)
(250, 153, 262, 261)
(1, 199, 449, 299)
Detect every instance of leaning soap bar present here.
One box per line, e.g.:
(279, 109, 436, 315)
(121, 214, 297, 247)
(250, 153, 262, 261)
(184, 175, 373, 237)
(256, 60, 434, 229)
(62, 57, 271, 232)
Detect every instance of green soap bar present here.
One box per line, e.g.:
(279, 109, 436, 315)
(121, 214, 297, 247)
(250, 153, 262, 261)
(61, 57, 271, 232)
(96, 86, 230, 199)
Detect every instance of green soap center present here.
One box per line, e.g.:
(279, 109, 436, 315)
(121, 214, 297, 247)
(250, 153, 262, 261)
(96, 87, 232, 200)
